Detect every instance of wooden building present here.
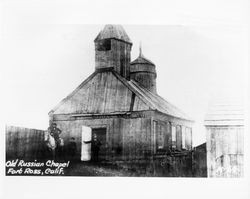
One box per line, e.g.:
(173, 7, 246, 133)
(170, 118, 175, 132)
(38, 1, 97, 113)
(193, 143, 207, 177)
(204, 101, 244, 177)
(49, 25, 194, 162)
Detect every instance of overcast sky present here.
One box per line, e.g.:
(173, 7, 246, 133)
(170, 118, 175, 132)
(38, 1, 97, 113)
(1, 0, 248, 146)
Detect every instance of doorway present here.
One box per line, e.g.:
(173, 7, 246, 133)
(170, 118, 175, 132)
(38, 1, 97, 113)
(92, 128, 107, 161)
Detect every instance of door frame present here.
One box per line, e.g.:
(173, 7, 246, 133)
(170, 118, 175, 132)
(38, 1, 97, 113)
(88, 124, 109, 159)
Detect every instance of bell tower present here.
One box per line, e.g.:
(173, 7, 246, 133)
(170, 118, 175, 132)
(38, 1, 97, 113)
(94, 25, 133, 79)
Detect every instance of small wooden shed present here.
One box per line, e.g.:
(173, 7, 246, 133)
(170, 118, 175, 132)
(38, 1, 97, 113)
(204, 101, 244, 177)
(49, 25, 194, 162)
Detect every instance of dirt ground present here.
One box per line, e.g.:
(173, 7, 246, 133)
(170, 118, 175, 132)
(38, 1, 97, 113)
(64, 161, 133, 176)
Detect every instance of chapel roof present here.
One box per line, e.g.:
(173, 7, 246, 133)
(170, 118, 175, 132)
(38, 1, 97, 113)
(50, 69, 193, 122)
(94, 24, 132, 44)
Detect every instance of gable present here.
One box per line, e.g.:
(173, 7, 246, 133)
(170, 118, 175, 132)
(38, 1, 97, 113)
(51, 71, 150, 115)
(51, 69, 192, 121)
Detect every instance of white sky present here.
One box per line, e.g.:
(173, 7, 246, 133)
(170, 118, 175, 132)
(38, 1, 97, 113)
(1, 0, 248, 147)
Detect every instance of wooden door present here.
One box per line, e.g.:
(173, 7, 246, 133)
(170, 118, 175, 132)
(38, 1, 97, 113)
(81, 126, 92, 161)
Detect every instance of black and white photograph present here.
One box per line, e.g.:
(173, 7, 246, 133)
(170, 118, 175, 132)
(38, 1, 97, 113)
(1, 0, 249, 199)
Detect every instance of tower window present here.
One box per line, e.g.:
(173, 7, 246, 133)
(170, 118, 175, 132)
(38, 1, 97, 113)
(97, 39, 111, 51)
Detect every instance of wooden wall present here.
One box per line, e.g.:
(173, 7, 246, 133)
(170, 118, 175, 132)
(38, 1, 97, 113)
(54, 116, 153, 161)
(152, 112, 193, 152)
(206, 126, 244, 177)
(150, 152, 193, 177)
(53, 110, 193, 161)
(193, 143, 207, 177)
(130, 72, 157, 94)
(6, 126, 45, 160)
(53, 71, 149, 115)
(95, 39, 132, 79)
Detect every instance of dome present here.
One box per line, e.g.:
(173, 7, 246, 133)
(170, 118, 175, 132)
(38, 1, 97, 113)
(130, 46, 156, 74)
(129, 45, 157, 93)
(130, 54, 155, 66)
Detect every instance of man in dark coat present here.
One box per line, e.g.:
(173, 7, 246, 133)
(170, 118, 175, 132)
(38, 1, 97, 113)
(91, 134, 102, 162)
(68, 137, 77, 159)
(48, 123, 62, 147)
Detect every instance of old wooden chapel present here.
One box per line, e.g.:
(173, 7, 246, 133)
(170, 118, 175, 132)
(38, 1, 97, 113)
(49, 25, 194, 161)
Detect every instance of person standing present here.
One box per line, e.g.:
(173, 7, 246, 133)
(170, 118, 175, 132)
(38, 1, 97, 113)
(91, 134, 102, 162)
(84, 133, 102, 162)
(48, 123, 62, 147)
(57, 138, 65, 159)
(68, 137, 77, 159)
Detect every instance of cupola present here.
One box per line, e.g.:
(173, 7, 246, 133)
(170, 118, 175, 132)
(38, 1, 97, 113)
(130, 45, 157, 93)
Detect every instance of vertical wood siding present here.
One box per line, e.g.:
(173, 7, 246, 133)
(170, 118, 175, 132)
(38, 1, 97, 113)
(6, 126, 45, 160)
(54, 72, 151, 114)
(206, 126, 244, 177)
(54, 117, 153, 161)
(52, 116, 192, 161)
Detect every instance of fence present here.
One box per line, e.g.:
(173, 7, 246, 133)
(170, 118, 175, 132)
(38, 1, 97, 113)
(6, 126, 45, 160)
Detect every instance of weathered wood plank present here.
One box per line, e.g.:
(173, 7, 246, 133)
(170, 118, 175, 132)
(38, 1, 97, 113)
(6, 126, 45, 160)
(102, 71, 111, 113)
(206, 126, 244, 177)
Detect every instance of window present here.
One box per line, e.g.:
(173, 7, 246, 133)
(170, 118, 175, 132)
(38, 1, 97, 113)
(176, 125, 182, 150)
(157, 124, 164, 150)
(153, 121, 165, 152)
(182, 126, 186, 149)
(165, 122, 171, 149)
(171, 125, 176, 149)
(185, 127, 192, 150)
(97, 39, 111, 51)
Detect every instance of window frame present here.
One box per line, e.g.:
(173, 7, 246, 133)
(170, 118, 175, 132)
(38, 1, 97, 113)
(171, 124, 177, 149)
(181, 126, 186, 150)
(156, 123, 164, 151)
